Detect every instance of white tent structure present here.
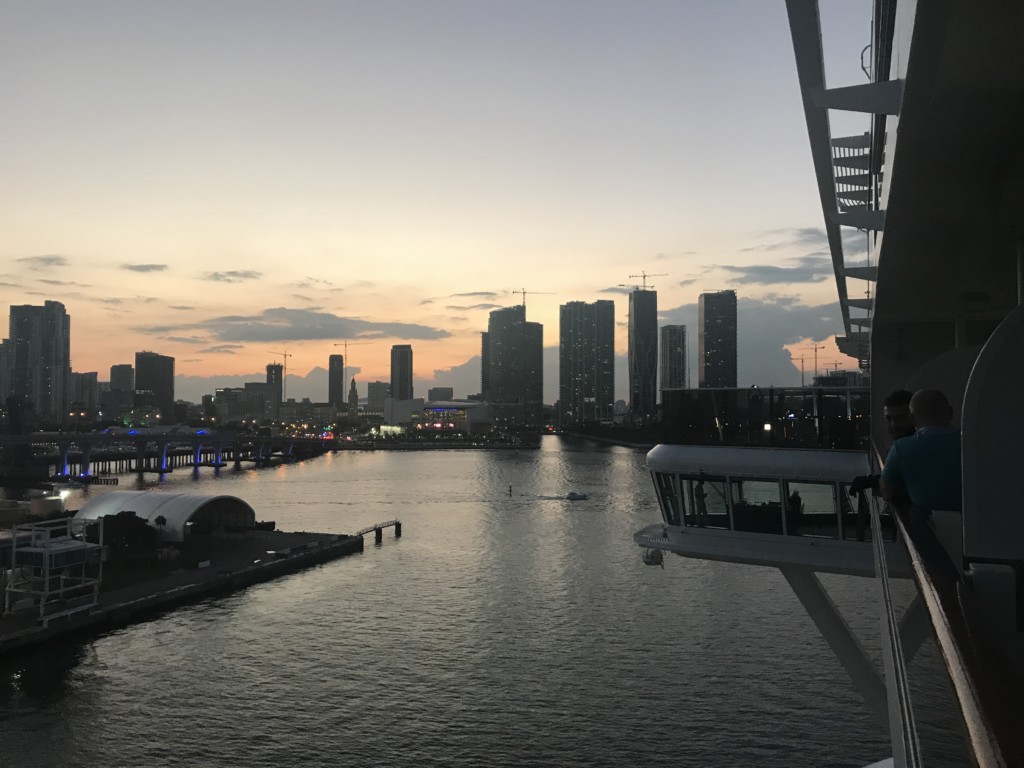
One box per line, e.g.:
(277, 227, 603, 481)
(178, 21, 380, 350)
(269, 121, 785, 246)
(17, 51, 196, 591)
(74, 491, 256, 543)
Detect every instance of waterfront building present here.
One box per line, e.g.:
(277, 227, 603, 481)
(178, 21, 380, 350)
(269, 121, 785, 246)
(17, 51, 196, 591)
(659, 325, 688, 394)
(558, 300, 615, 425)
(134, 351, 175, 423)
(266, 363, 283, 420)
(427, 386, 454, 402)
(627, 289, 658, 420)
(328, 354, 344, 411)
(479, 331, 490, 399)
(367, 381, 389, 414)
(70, 371, 100, 413)
(483, 305, 543, 428)
(698, 290, 737, 388)
(0, 339, 12, 404)
(8, 300, 71, 422)
(390, 345, 414, 401)
(110, 364, 134, 393)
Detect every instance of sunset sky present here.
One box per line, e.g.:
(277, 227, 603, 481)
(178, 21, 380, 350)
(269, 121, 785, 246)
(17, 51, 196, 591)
(1, 1, 871, 402)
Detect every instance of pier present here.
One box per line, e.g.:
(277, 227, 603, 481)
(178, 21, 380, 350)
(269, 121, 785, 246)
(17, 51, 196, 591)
(0, 521, 403, 655)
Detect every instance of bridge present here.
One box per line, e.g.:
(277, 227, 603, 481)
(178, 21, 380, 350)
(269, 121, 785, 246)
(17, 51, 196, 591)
(0, 431, 336, 480)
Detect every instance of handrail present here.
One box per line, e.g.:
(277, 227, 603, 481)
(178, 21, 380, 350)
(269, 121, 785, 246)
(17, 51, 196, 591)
(871, 443, 1023, 767)
(868, 491, 922, 767)
(891, 509, 1020, 768)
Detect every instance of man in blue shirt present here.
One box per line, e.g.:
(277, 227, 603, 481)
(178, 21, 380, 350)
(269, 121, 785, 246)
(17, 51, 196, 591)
(880, 389, 962, 515)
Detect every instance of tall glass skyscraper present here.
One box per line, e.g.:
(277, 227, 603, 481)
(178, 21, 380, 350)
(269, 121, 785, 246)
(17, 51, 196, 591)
(659, 324, 688, 393)
(698, 290, 738, 388)
(390, 344, 414, 400)
(483, 305, 543, 427)
(266, 362, 283, 419)
(328, 354, 344, 410)
(559, 300, 615, 425)
(627, 289, 658, 419)
(9, 300, 71, 422)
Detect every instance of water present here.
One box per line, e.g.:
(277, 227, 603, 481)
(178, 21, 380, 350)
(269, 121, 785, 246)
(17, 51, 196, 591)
(0, 437, 928, 767)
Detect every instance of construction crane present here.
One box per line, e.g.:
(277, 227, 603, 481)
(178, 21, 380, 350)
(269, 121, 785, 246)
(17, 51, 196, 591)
(627, 271, 667, 290)
(511, 287, 554, 309)
(268, 350, 293, 401)
(333, 340, 371, 392)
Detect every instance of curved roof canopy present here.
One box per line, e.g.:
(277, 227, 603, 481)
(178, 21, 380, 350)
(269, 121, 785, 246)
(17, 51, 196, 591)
(647, 444, 868, 483)
(74, 491, 256, 542)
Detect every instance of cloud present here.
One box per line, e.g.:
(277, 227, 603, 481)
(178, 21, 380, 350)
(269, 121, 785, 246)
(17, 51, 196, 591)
(17, 255, 68, 268)
(677, 278, 698, 287)
(0, 281, 21, 288)
(742, 226, 867, 255)
(39, 278, 87, 286)
(445, 303, 501, 311)
(202, 270, 262, 283)
(199, 344, 244, 354)
(720, 254, 834, 285)
(598, 286, 632, 295)
(419, 299, 435, 305)
(134, 307, 451, 342)
(169, 305, 194, 310)
(449, 291, 498, 298)
(659, 296, 846, 387)
(121, 263, 168, 273)
(291, 276, 335, 289)
(165, 336, 207, 344)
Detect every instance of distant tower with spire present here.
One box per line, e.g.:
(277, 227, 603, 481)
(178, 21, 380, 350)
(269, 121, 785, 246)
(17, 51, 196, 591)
(348, 377, 359, 419)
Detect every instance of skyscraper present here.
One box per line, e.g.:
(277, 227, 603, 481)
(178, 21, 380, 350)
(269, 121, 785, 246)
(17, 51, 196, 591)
(110, 364, 134, 393)
(328, 354, 345, 410)
(559, 300, 615, 425)
(698, 290, 738, 388)
(483, 305, 543, 427)
(266, 363, 283, 419)
(135, 351, 175, 422)
(627, 289, 658, 419)
(390, 344, 414, 400)
(347, 378, 359, 418)
(9, 300, 71, 422)
(659, 325, 688, 393)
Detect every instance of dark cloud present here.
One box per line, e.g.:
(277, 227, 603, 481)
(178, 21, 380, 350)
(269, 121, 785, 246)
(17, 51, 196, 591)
(678, 278, 698, 287)
(17, 255, 68, 268)
(39, 278, 87, 286)
(0, 281, 21, 288)
(121, 263, 168, 273)
(202, 270, 262, 283)
(598, 286, 633, 295)
(445, 303, 501, 311)
(291, 276, 334, 289)
(199, 344, 243, 354)
(742, 226, 866, 255)
(134, 307, 451, 343)
(720, 255, 834, 285)
(169, 305, 194, 310)
(165, 336, 207, 344)
(449, 291, 498, 298)
(419, 299, 435, 305)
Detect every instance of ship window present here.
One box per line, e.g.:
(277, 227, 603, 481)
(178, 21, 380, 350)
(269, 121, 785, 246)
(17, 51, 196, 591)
(729, 479, 783, 534)
(840, 483, 896, 542)
(783, 481, 838, 539)
(654, 472, 682, 525)
(683, 475, 730, 529)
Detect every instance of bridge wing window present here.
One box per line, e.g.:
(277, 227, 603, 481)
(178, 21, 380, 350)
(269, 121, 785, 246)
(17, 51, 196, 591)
(729, 479, 783, 534)
(683, 476, 730, 529)
(783, 481, 838, 539)
(653, 472, 682, 526)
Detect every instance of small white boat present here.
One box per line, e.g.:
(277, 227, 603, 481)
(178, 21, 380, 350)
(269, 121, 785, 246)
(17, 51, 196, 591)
(565, 491, 588, 501)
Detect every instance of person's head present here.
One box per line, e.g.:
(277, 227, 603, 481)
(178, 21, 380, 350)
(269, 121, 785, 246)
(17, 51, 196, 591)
(883, 389, 915, 440)
(910, 389, 954, 428)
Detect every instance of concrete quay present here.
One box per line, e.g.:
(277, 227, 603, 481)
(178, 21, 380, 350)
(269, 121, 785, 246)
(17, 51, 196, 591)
(0, 530, 367, 655)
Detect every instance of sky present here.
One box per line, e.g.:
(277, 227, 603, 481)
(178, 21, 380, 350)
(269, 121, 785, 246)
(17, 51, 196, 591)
(0, 1, 873, 404)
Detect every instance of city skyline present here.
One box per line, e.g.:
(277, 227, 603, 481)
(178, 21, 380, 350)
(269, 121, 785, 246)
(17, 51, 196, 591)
(1, 2, 866, 388)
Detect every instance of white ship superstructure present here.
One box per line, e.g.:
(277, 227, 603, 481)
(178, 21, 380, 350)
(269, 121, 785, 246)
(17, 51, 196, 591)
(637, 2, 1024, 766)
